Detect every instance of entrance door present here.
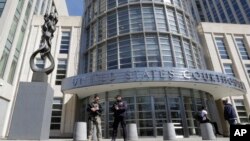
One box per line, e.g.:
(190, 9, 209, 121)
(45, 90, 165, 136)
(154, 96, 168, 136)
(167, 96, 184, 136)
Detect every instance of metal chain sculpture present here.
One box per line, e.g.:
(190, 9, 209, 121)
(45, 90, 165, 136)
(30, 7, 58, 82)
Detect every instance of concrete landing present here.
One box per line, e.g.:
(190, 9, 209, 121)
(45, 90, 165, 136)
(1, 136, 229, 141)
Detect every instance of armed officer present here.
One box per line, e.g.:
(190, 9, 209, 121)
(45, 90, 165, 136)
(87, 94, 103, 141)
(111, 95, 128, 141)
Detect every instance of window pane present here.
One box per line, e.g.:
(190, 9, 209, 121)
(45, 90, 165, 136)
(236, 38, 250, 60)
(55, 59, 67, 85)
(224, 64, 235, 77)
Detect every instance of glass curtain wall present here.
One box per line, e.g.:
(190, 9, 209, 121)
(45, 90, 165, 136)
(80, 87, 214, 138)
(83, 0, 202, 73)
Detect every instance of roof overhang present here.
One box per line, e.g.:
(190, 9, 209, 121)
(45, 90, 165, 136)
(62, 68, 246, 99)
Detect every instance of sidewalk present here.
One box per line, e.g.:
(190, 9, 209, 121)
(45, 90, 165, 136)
(1, 137, 230, 141)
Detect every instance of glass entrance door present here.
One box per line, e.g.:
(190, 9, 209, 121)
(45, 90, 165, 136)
(154, 96, 168, 136)
(167, 96, 184, 136)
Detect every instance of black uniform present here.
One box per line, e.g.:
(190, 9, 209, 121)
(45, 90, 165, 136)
(111, 100, 127, 141)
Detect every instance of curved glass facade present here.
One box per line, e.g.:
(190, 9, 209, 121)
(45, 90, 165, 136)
(83, 0, 203, 72)
(80, 0, 219, 138)
(80, 87, 216, 137)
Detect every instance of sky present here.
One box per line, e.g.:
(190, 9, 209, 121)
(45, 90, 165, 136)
(66, 0, 84, 16)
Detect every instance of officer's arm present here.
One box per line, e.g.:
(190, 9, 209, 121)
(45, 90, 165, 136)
(98, 104, 103, 113)
(111, 103, 116, 112)
(224, 106, 229, 120)
(87, 104, 92, 112)
(119, 101, 128, 111)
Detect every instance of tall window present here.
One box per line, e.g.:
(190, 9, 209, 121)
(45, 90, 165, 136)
(46, 0, 52, 14)
(222, 0, 236, 23)
(234, 99, 248, 123)
(98, 16, 106, 42)
(108, 0, 116, 9)
(34, 0, 41, 14)
(235, 38, 250, 60)
(107, 39, 118, 70)
(88, 49, 95, 72)
(107, 12, 117, 37)
(173, 36, 185, 67)
(99, 0, 106, 14)
(193, 44, 201, 69)
(203, 0, 213, 22)
(60, 32, 71, 54)
(167, 8, 178, 33)
(119, 36, 131, 68)
(7, 59, 17, 84)
(209, 0, 220, 22)
(97, 44, 105, 70)
(142, 7, 156, 31)
(132, 34, 146, 67)
(118, 0, 127, 5)
(55, 59, 67, 85)
(183, 40, 195, 68)
(216, 1, 228, 22)
(92, 0, 98, 19)
(240, 0, 250, 22)
(129, 6, 143, 32)
(159, 34, 173, 67)
(0, 0, 25, 78)
(155, 6, 167, 32)
(245, 64, 250, 78)
(0, 0, 7, 16)
(40, 0, 46, 14)
(50, 98, 63, 130)
(177, 12, 187, 36)
(173, 0, 182, 8)
(118, 8, 129, 34)
(231, 0, 245, 24)
(186, 17, 193, 38)
(146, 34, 161, 67)
(224, 64, 235, 77)
(90, 23, 97, 46)
(0, 49, 9, 78)
(7, 0, 33, 84)
(215, 37, 230, 59)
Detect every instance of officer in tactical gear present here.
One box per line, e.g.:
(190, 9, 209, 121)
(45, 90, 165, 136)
(111, 95, 127, 141)
(87, 94, 103, 141)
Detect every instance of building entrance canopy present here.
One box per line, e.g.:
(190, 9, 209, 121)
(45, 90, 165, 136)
(62, 68, 246, 99)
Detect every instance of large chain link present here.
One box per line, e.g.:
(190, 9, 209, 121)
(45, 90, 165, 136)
(30, 8, 58, 75)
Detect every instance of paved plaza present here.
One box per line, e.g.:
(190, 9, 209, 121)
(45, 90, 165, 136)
(1, 137, 230, 141)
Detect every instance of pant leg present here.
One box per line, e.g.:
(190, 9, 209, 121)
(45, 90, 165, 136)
(88, 119, 95, 141)
(120, 116, 127, 140)
(211, 122, 220, 134)
(112, 117, 120, 139)
(95, 116, 102, 140)
(228, 119, 237, 125)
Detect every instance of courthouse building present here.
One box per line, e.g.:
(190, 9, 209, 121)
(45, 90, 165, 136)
(0, 0, 81, 138)
(198, 22, 250, 134)
(0, 0, 250, 139)
(61, 0, 247, 138)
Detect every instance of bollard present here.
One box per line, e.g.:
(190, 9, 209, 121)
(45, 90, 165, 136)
(127, 123, 138, 141)
(74, 122, 87, 141)
(163, 123, 176, 140)
(200, 123, 216, 140)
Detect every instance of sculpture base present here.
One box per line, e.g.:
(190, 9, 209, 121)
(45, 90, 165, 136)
(32, 72, 48, 82)
(8, 82, 54, 140)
